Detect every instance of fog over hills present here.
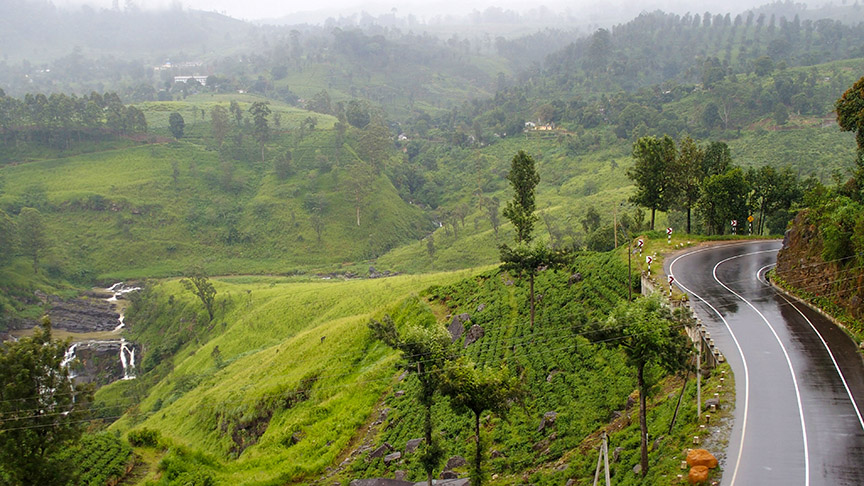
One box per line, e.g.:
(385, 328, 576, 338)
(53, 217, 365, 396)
(49, 0, 836, 25)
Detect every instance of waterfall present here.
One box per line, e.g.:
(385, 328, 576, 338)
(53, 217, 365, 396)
(106, 282, 140, 330)
(107, 282, 141, 303)
(61, 343, 78, 379)
(120, 339, 136, 380)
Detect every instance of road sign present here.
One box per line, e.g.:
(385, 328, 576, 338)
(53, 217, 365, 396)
(666, 227, 673, 235)
(669, 275, 675, 285)
(731, 220, 737, 227)
(748, 215, 754, 223)
(646, 256, 653, 264)
(637, 238, 644, 248)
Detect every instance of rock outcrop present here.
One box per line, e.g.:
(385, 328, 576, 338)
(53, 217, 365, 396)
(776, 211, 864, 321)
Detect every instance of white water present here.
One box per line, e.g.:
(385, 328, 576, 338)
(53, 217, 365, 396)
(61, 343, 78, 379)
(61, 283, 141, 382)
(108, 282, 140, 331)
(119, 339, 136, 380)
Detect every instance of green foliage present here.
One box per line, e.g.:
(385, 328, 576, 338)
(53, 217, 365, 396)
(602, 295, 690, 476)
(0, 209, 16, 267)
(698, 167, 750, 235)
(836, 75, 864, 149)
(16, 207, 48, 274)
(628, 136, 677, 230)
(56, 433, 133, 486)
(128, 428, 162, 448)
(168, 112, 185, 139)
(181, 269, 217, 323)
(0, 319, 91, 485)
(503, 150, 540, 244)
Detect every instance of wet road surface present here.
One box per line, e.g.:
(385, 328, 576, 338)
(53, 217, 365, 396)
(668, 241, 864, 486)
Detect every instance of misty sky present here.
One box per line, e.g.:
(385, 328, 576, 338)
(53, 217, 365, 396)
(52, 0, 830, 23)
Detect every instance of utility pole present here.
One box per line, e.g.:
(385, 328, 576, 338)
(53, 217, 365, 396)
(628, 236, 632, 302)
(593, 432, 612, 486)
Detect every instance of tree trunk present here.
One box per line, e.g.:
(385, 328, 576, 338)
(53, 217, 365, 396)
(474, 410, 482, 486)
(686, 206, 691, 234)
(638, 362, 648, 476)
(529, 273, 535, 329)
(356, 204, 361, 227)
(650, 208, 656, 231)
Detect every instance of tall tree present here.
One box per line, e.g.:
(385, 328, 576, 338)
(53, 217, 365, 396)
(344, 162, 376, 226)
(602, 296, 689, 477)
(168, 111, 184, 139)
(0, 319, 92, 485)
(699, 167, 750, 235)
(835, 75, 864, 150)
(0, 209, 16, 267)
(249, 101, 271, 162)
(674, 136, 705, 233)
(210, 105, 229, 148)
(836, 75, 864, 192)
(627, 135, 677, 230)
(303, 193, 328, 244)
(502, 150, 540, 243)
(441, 361, 519, 486)
(499, 242, 571, 329)
(17, 207, 47, 274)
(181, 269, 217, 323)
(368, 316, 450, 486)
(357, 115, 391, 173)
(702, 141, 732, 177)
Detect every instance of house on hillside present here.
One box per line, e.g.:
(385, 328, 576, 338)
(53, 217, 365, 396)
(174, 75, 209, 86)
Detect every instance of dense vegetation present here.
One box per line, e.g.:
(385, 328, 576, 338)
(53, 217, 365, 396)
(3, 2, 864, 485)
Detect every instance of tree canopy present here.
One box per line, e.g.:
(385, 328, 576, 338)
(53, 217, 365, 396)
(0, 319, 91, 485)
(502, 150, 540, 244)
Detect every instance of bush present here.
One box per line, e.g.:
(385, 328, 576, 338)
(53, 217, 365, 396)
(128, 428, 161, 448)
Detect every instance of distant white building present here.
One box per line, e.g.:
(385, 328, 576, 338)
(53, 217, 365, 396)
(174, 75, 209, 86)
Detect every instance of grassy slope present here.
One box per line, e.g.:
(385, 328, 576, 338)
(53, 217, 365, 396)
(98, 269, 483, 484)
(0, 99, 429, 280)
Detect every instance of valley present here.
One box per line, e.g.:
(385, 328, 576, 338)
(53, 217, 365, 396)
(1, 1, 864, 485)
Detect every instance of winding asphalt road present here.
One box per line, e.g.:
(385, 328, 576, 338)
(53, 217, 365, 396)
(667, 240, 864, 486)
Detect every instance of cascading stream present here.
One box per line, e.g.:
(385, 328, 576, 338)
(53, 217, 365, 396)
(61, 282, 140, 382)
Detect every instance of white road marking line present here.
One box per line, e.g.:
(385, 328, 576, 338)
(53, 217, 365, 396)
(714, 249, 809, 486)
(669, 247, 751, 486)
(758, 263, 864, 432)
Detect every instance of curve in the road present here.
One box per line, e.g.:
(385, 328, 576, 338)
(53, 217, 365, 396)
(712, 249, 809, 486)
(668, 244, 752, 486)
(669, 241, 864, 486)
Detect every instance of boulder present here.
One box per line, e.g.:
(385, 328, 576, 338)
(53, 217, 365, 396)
(568, 273, 583, 285)
(532, 439, 550, 452)
(405, 438, 423, 453)
(439, 471, 459, 480)
(686, 449, 718, 469)
(350, 479, 412, 486)
(463, 325, 485, 347)
(538, 411, 558, 432)
(384, 452, 401, 466)
(445, 455, 467, 469)
(369, 444, 391, 459)
(476, 303, 486, 312)
(632, 464, 642, 475)
(704, 398, 720, 410)
(688, 465, 709, 484)
(394, 471, 407, 481)
(448, 313, 471, 343)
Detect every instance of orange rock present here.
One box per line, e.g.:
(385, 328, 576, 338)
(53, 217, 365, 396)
(688, 465, 709, 484)
(686, 448, 718, 469)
